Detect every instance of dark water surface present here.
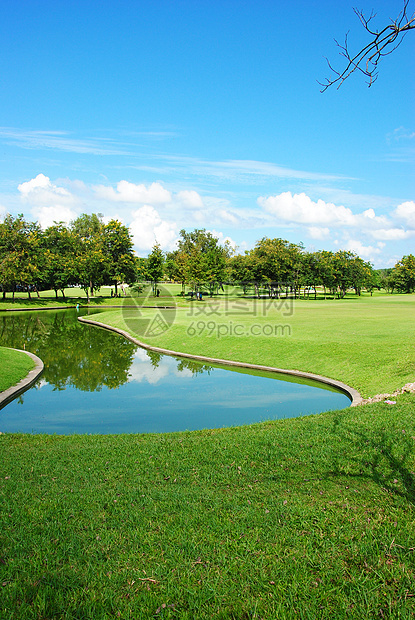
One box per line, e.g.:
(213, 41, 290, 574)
(0, 309, 351, 434)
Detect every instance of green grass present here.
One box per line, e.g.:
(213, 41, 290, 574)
(0, 284, 184, 309)
(1, 396, 415, 619)
(1, 290, 415, 618)
(94, 293, 415, 398)
(0, 347, 35, 392)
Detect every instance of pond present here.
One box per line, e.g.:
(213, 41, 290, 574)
(0, 309, 351, 434)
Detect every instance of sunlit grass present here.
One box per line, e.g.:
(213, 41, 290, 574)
(1, 290, 415, 617)
(0, 348, 35, 393)
(1, 394, 415, 618)
(95, 294, 415, 397)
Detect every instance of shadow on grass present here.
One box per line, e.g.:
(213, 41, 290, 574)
(328, 415, 415, 505)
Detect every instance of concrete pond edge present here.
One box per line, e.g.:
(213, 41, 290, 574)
(0, 349, 44, 410)
(78, 316, 363, 407)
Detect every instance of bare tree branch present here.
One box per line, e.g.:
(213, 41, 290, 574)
(319, 0, 415, 91)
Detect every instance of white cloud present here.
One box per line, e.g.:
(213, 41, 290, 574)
(18, 173, 77, 206)
(17, 173, 79, 227)
(370, 228, 412, 241)
(0, 204, 6, 221)
(308, 226, 330, 240)
(345, 239, 382, 260)
(93, 180, 171, 204)
(209, 229, 237, 250)
(258, 192, 356, 226)
(31, 205, 78, 229)
(175, 190, 204, 208)
(394, 201, 415, 229)
(130, 205, 178, 253)
(0, 127, 128, 155)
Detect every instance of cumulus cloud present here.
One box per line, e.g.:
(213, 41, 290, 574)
(209, 229, 238, 250)
(130, 205, 178, 253)
(18, 173, 76, 206)
(308, 226, 330, 240)
(93, 180, 171, 204)
(175, 190, 204, 209)
(394, 201, 415, 229)
(32, 205, 79, 229)
(370, 228, 412, 241)
(345, 240, 383, 260)
(258, 192, 356, 226)
(17, 173, 79, 227)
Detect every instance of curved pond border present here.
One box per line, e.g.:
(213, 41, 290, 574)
(0, 348, 44, 409)
(78, 316, 363, 407)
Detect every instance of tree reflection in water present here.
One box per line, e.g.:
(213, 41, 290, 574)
(0, 310, 211, 396)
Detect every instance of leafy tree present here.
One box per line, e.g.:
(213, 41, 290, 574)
(102, 219, 136, 296)
(0, 214, 46, 300)
(176, 229, 229, 296)
(393, 254, 415, 293)
(71, 213, 106, 302)
(146, 243, 165, 295)
(165, 249, 189, 294)
(376, 268, 396, 293)
(42, 223, 78, 299)
(250, 237, 304, 298)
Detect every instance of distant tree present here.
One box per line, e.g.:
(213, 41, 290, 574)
(250, 237, 304, 298)
(43, 223, 78, 298)
(393, 254, 415, 293)
(176, 229, 229, 296)
(102, 219, 136, 296)
(165, 249, 189, 294)
(146, 243, 165, 295)
(376, 267, 396, 293)
(71, 213, 106, 302)
(321, 0, 415, 90)
(0, 214, 46, 300)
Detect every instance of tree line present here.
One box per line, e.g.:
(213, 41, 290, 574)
(0, 213, 136, 301)
(0, 214, 414, 300)
(155, 229, 414, 298)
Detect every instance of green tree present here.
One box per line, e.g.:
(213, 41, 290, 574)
(43, 223, 78, 299)
(0, 214, 46, 300)
(177, 229, 229, 296)
(102, 219, 136, 296)
(393, 254, 415, 293)
(71, 213, 106, 302)
(250, 237, 304, 298)
(165, 249, 189, 294)
(146, 243, 165, 295)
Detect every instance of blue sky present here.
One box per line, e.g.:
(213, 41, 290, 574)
(0, 0, 414, 266)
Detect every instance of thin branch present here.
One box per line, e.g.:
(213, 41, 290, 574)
(319, 0, 415, 91)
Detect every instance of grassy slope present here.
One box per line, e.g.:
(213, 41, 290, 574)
(0, 347, 35, 392)
(1, 396, 415, 619)
(94, 294, 415, 398)
(1, 292, 415, 618)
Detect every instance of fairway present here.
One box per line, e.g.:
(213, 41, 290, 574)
(95, 293, 415, 398)
(1, 292, 415, 619)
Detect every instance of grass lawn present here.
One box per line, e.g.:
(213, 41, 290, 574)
(93, 293, 415, 398)
(1, 396, 415, 619)
(0, 347, 35, 393)
(1, 291, 415, 618)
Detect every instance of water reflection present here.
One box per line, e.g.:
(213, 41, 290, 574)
(0, 309, 351, 434)
(0, 309, 137, 392)
(0, 310, 213, 396)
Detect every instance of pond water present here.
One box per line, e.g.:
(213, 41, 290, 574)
(0, 309, 351, 434)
